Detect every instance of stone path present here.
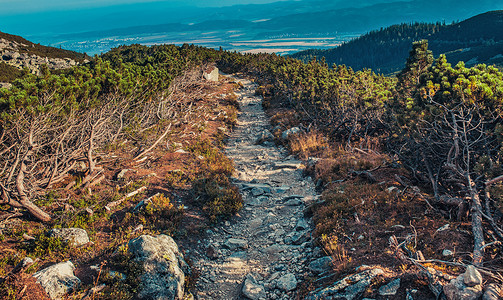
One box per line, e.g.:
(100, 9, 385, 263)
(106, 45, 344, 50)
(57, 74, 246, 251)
(192, 76, 321, 299)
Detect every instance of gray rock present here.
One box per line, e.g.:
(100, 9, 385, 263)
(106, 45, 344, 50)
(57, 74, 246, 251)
(284, 198, 302, 206)
(0, 82, 12, 89)
(256, 130, 274, 145)
(295, 218, 309, 231)
(242, 183, 272, 194)
(247, 197, 262, 206)
(128, 234, 189, 300)
(308, 256, 333, 274)
(224, 238, 248, 250)
(444, 272, 483, 300)
(378, 278, 401, 296)
(49, 228, 89, 247)
(285, 230, 310, 245)
(464, 265, 482, 287)
(206, 244, 220, 259)
(483, 284, 502, 300)
(242, 274, 266, 300)
(282, 127, 301, 140)
(251, 187, 265, 196)
(275, 186, 290, 193)
(273, 162, 303, 169)
(276, 273, 297, 292)
(33, 261, 81, 300)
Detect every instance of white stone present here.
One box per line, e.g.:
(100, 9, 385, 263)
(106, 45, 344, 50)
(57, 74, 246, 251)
(203, 67, 219, 82)
(128, 234, 189, 300)
(49, 228, 89, 247)
(464, 265, 483, 287)
(34, 261, 81, 299)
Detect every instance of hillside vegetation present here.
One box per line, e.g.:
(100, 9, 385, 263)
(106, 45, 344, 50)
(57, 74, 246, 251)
(220, 40, 503, 295)
(0, 34, 502, 298)
(0, 31, 87, 62)
(291, 10, 503, 74)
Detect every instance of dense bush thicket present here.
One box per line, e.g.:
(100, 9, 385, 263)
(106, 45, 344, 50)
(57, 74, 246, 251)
(1, 39, 502, 266)
(220, 40, 503, 266)
(0, 44, 225, 222)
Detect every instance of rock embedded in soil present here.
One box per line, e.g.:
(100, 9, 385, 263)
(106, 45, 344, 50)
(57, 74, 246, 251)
(378, 278, 401, 296)
(251, 187, 265, 196)
(281, 127, 301, 140)
(49, 228, 89, 247)
(308, 256, 333, 274)
(255, 130, 274, 145)
(224, 238, 248, 250)
(464, 265, 483, 287)
(295, 218, 309, 231)
(284, 198, 303, 206)
(33, 261, 81, 300)
(128, 234, 189, 300)
(276, 273, 297, 292)
(242, 274, 267, 300)
(444, 267, 483, 300)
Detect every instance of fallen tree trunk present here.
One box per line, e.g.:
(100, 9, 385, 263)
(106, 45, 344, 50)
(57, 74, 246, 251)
(16, 158, 51, 223)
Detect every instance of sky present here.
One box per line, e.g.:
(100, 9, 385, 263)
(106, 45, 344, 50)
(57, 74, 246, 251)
(0, 0, 284, 15)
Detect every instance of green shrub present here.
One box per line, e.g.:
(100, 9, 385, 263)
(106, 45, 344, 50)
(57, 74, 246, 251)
(193, 174, 242, 222)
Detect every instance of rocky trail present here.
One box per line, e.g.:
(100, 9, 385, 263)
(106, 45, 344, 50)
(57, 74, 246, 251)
(192, 76, 320, 299)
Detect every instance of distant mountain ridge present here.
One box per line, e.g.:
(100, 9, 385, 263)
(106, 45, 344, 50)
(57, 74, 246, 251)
(290, 10, 503, 74)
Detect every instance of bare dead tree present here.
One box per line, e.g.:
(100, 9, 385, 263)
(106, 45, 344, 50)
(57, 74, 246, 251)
(0, 66, 212, 222)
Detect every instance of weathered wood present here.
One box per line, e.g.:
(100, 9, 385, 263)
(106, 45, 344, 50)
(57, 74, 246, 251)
(134, 123, 172, 160)
(16, 159, 51, 222)
(486, 175, 503, 186)
(106, 186, 147, 210)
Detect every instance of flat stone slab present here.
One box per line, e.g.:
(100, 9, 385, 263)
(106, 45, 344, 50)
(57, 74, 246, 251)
(224, 238, 248, 250)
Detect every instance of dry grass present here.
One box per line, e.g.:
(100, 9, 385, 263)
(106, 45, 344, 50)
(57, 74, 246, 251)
(288, 130, 329, 159)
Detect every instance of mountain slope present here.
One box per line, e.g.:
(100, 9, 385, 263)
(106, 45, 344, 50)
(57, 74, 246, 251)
(291, 10, 503, 73)
(0, 31, 88, 82)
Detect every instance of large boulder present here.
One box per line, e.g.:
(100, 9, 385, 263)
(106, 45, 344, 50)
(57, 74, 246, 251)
(33, 261, 81, 300)
(128, 234, 190, 300)
(49, 228, 89, 247)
